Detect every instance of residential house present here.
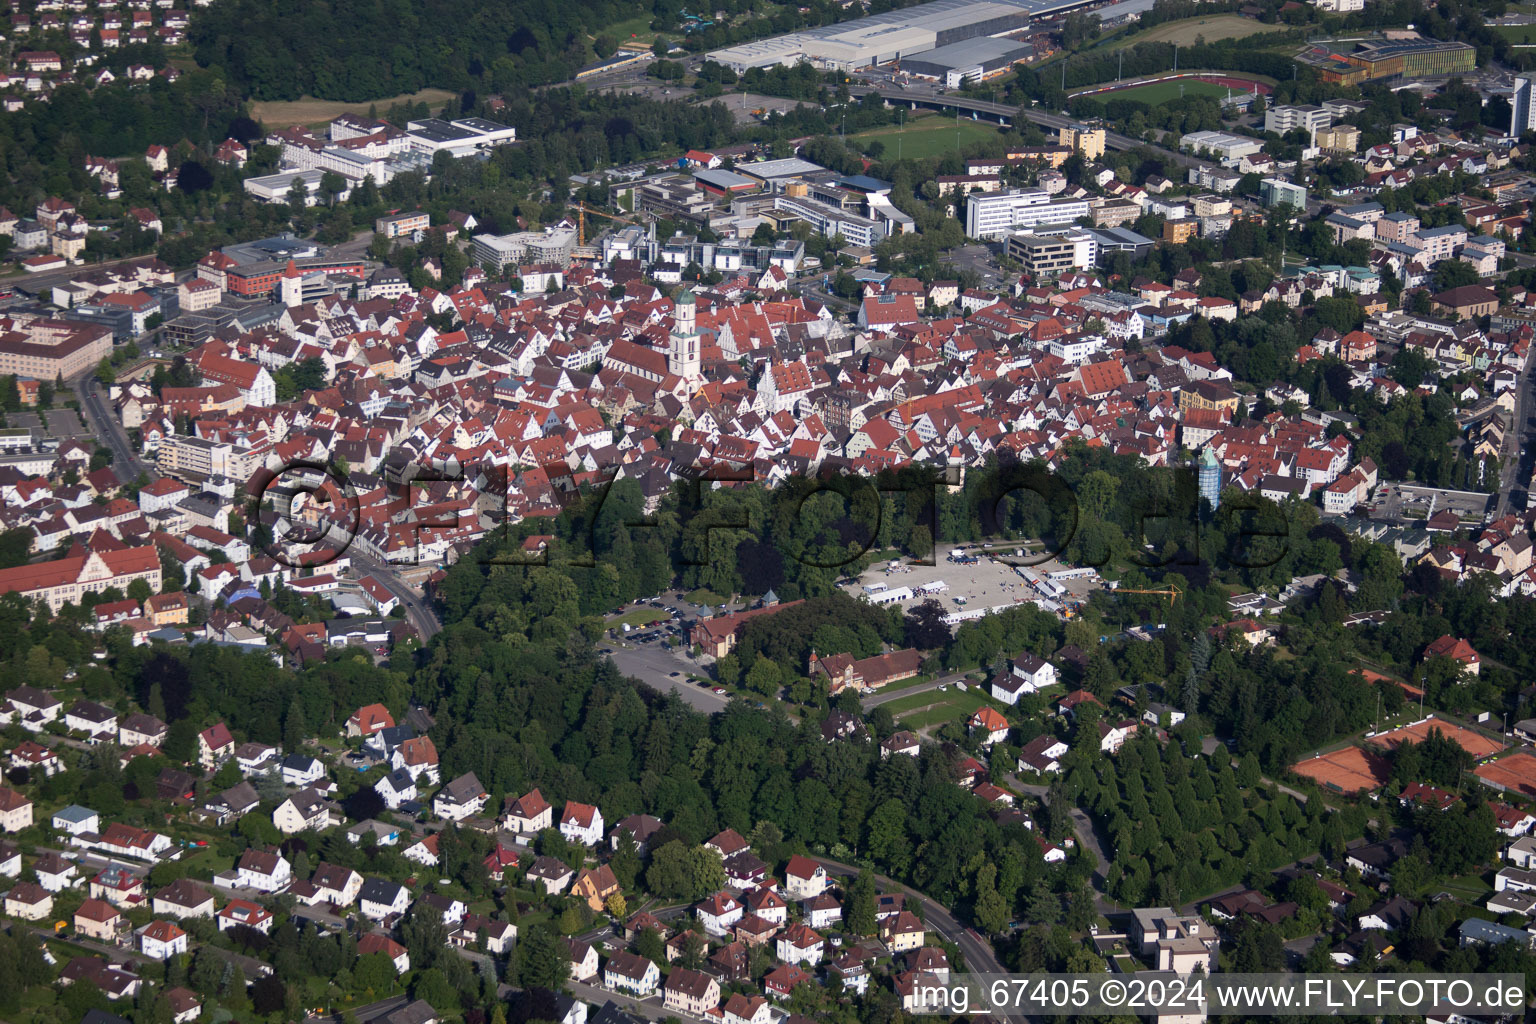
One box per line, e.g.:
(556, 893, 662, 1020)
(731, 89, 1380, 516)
(663, 968, 720, 1018)
(218, 899, 274, 934)
(197, 723, 234, 770)
(236, 848, 292, 892)
(573, 864, 620, 912)
(358, 877, 411, 921)
(139, 920, 188, 960)
(152, 879, 214, 919)
(560, 801, 604, 846)
(433, 772, 489, 822)
(783, 855, 828, 899)
(0, 785, 32, 832)
(273, 787, 332, 834)
(359, 932, 411, 973)
(604, 951, 660, 996)
(504, 788, 552, 834)
(969, 706, 1010, 747)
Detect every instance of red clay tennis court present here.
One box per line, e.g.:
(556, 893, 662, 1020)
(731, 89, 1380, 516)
(1475, 753, 1536, 798)
(1370, 717, 1505, 760)
(1292, 747, 1391, 795)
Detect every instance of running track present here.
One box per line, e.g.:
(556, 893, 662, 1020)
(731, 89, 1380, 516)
(1071, 72, 1275, 99)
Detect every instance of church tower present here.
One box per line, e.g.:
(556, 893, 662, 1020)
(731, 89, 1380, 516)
(668, 291, 701, 383)
(278, 259, 303, 308)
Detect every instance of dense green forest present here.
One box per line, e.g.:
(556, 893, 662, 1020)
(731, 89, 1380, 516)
(186, 0, 915, 101)
(10, 433, 1536, 1016)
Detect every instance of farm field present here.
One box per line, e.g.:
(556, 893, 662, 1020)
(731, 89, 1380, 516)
(252, 88, 455, 128)
(1099, 13, 1288, 48)
(850, 116, 1002, 159)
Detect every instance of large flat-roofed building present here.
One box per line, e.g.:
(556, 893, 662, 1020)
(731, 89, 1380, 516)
(245, 170, 330, 205)
(1264, 104, 1331, 136)
(473, 225, 578, 272)
(1179, 130, 1265, 164)
(1515, 74, 1536, 138)
(1004, 230, 1097, 276)
(1059, 123, 1106, 160)
(898, 37, 1035, 86)
(707, 0, 1090, 72)
(1083, 226, 1155, 264)
(225, 256, 367, 299)
(965, 189, 1089, 240)
(156, 435, 244, 482)
(773, 194, 884, 248)
(1259, 178, 1308, 210)
(1294, 35, 1474, 86)
(375, 211, 430, 239)
(403, 117, 516, 157)
(733, 158, 826, 187)
(0, 318, 112, 380)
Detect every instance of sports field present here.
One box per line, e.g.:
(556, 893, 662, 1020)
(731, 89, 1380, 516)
(1475, 752, 1536, 798)
(851, 117, 1001, 159)
(1493, 23, 1536, 43)
(252, 88, 455, 128)
(1091, 79, 1237, 104)
(1370, 715, 1506, 760)
(1101, 13, 1288, 48)
(1291, 746, 1391, 795)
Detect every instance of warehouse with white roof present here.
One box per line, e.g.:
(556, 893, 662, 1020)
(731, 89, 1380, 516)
(707, 0, 1097, 72)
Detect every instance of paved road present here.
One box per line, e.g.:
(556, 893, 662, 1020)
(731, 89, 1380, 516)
(607, 642, 729, 711)
(317, 994, 409, 1024)
(5, 252, 164, 296)
(32, 924, 272, 980)
(861, 669, 973, 709)
(74, 369, 146, 479)
(809, 855, 1004, 974)
(1496, 335, 1536, 515)
(348, 549, 442, 641)
(1010, 777, 1112, 909)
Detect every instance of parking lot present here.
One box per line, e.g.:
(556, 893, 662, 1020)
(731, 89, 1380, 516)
(840, 545, 1103, 623)
(603, 594, 732, 711)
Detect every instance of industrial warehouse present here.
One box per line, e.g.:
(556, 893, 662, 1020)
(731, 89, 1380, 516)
(896, 37, 1037, 87)
(706, 0, 1098, 73)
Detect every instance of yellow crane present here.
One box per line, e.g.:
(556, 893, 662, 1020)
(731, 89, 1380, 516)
(570, 202, 637, 246)
(1113, 581, 1183, 604)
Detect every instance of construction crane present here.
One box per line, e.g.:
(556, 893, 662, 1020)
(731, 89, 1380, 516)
(1113, 581, 1183, 604)
(570, 202, 637, 246)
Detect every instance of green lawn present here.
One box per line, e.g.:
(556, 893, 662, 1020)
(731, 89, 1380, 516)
(886, 687, 999, 729)
(684, 588, 729, 607)
(1495, 23, 1536, 43)
(607, 14, 661, 45)
(609, 607, 670, 629)
(899, 698, 990, 730)
(1091, 13, 1287, 49)
(869, 672, 942, 695)
(850, 117, 1002, 159)
(1088, 79, 1244, 105)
